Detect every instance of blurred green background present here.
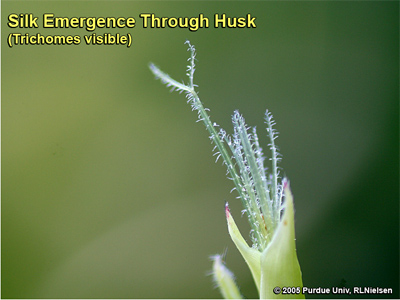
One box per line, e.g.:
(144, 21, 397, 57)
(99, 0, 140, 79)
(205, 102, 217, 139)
(2, 1, 398, 298)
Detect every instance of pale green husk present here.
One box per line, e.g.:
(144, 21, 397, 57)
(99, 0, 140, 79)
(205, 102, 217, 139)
(226, 182, 304, 299)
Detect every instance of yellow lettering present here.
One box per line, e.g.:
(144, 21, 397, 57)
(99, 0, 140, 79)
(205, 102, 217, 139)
(8, 14, 19, 28)
(43, 13, 54, 28)
(54, 17, 69, 28)
(86, 17, 96, 31)
(126, 17, 135, 28)
(140, 13, 151, 28)
(214, 13, 226, 28)
(116, 17, 125, 28)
